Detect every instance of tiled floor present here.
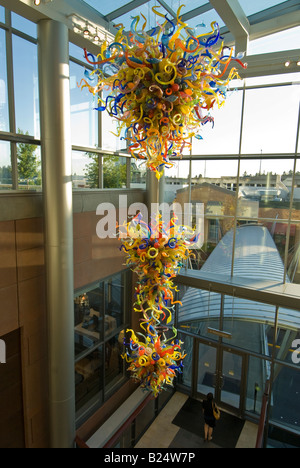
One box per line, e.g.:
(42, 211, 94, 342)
(135, 392, 258, 449)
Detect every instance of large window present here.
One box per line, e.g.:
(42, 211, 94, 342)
(164, 74, 300, 286)
(0, 9, 41, 191)
(74, 270, 131, 424)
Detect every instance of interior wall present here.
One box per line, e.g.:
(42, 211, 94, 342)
(0, 188, 146, 447)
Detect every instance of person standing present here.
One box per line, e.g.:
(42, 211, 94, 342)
(202, 393, 217, 442)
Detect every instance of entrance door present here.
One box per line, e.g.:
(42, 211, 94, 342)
(195, 340, 246, 415)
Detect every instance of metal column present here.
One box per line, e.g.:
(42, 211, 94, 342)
(38, 19, 75, 448)
(146, 170, 165, 208)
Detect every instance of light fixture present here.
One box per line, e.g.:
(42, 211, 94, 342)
(83, 22, 90, 37)
(285, 60, 291, 67)
(94, 28, 100, 43)
(33, 0, 53, 5)
(297, 60, 300, 67)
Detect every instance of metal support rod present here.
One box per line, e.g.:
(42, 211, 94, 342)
(146, 169, 165, 211)
(38, 19, 75, 448)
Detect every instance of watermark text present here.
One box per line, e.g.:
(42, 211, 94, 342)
(0, 339, 6, 364)
(292, 339, 300, 365)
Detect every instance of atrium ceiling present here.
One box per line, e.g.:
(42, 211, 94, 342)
(2, 0, 300, 77)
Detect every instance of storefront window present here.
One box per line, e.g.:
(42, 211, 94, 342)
(74, 270, 130, 422)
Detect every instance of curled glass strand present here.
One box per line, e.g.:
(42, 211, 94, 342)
(80, 5, 246, 180)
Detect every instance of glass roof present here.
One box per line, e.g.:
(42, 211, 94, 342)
(238, 0, 288, 17)
(81, 0, 125, 17)
(80, 0, 294, 23)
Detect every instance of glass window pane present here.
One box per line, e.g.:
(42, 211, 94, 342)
(246, 356, 269, 416)
(70, 61, 98, 147)
(246, 72, 300, 87)
(239, 0, 287, 17)
(131, 159, 146, 189)
(105, 333, 124, 393)
(75, 346, 104, 414)
(248, 26, 300, 55)
(12, 35, 40, 138)
(0, 28, 9, 132)
(11, 13, 37, 38)
(233, 223, 285, 283)
(0, 141, 12, 190)
(103, 155, 127, 188)
(113, 0, 168, 31)
(82, 0, 126, 16)
(69, 44, 86, 62)
(105, 274, 124, 330)
(270, 363, 300, 435)
(274, 324, 300, 364)
(72, 150, 99, 189)
(185, 9, 225, 31)
(192, 90, 243, 155)
(101, 89, 127, 153)
(179, 286, 222, 340)
(164, 160, 190, 204)
(286, 223, 300, 285)
(242, 85, 300, 154)
(238, 158, 294, 210)
(0, 6, 5, 23)
(222, 295, 276, 355)
(17, 142, 42, 191)
(74, 287, 104, 358)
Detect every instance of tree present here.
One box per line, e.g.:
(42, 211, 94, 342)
(84, 153, 127, 188)
(0, 165, 12, 186)
(17, 129, 41, 184)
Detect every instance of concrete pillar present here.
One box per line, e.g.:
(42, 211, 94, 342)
(38, 19, 75, 448)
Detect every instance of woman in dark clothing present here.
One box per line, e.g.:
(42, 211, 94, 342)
(202, 393, 216, 442)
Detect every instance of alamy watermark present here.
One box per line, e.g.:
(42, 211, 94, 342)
(292, 339, 300, 365)
(96, 195, 204, 248)
(0, 339, 6, 364)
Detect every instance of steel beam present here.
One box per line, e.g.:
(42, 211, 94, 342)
(209, 0, 250, 53)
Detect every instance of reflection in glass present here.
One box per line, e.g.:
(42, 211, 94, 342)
(286, 224, 300, 284)
(246, 356, 269, 416)
(75, 346, 103, 413)
(72, 151, 98, 189)
(0, 29, 9, 132)
(74, 288, 104, 357)
(197, 343, 217, 396)
(105, 333, 124, 391)
(101, 90, 127, 153)
(70, 61, 98, 147)
(273, 318, 300, 364)
(0, 141, 12, 189)
(12, 35, 40, 138)
(131, 159, 146, 189)
(270, 363, 300, 434)
(74, 272, 128, 359)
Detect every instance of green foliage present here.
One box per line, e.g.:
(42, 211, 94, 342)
(17, 129, 41, 184)
(84, 153, 127, 188)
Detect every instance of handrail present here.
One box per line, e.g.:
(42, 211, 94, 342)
(256, 379, 271, 448)
(103, 392, 153, 448)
